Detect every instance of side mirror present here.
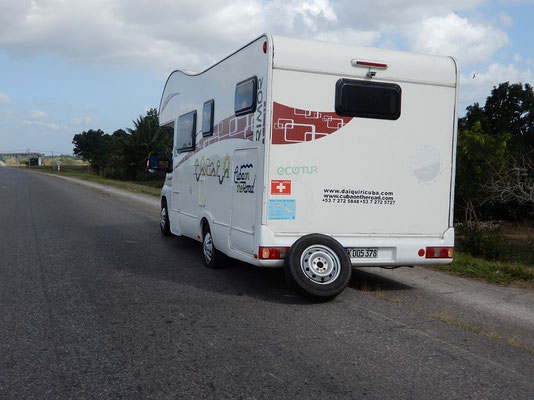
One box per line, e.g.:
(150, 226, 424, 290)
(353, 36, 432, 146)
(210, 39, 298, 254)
(147, 154, 172, 174)
(147, 154, 160, 174)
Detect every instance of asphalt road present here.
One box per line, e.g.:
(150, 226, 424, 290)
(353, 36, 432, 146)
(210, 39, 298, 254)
(1, 167, 534, 399)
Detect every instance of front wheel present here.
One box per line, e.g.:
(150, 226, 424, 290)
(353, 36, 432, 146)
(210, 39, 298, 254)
(284, 234, 352, 301)
(160, 201, 171, 236)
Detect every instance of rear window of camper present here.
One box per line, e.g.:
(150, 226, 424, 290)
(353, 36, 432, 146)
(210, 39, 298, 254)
(175, 111, 196, 153)
(202, 100, 214, 136)
(335, 79, 401, 120)
(234, 77, 257, 116)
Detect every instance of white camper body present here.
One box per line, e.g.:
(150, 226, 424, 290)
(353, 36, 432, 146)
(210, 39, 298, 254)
(158, 34, 458, 299)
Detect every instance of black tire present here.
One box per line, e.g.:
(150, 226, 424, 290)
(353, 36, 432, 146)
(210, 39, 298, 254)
(202, 224, 220, 269)
(160, 200, 171, 236)
(284, 234, 352, 301)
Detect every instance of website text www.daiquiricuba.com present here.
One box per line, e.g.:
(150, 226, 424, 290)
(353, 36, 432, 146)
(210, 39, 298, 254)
(322, 188, 396, 205)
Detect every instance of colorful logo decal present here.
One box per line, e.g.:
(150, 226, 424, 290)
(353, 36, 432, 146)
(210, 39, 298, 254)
(271, 180, 291, 195)
(268, 199, 296, 220)
(272, 102, 352, 145)
(234, 163, 256, 193)
(194, 156, 231, 185)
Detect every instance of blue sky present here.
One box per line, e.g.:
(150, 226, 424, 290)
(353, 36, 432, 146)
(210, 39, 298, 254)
(0, 0, 533, 155)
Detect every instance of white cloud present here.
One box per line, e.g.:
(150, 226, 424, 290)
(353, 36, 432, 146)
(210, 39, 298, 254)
(22, 120, 62, 130)
(459, 63, 534, 111)
(0, 0, 496, 74)
(500, 12, 513, 27)
(0, 92, 10, 105)
(70, 116, 97, 126)
(30, 110, 47, 119)
(407, 13, 509, 66)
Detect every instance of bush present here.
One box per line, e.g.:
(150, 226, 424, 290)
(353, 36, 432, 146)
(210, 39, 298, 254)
(456, 223, 509, 260)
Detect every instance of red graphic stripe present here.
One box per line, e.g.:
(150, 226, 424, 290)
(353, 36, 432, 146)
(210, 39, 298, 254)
(176, 113, 256, 168)
(272, 102, 352, 145)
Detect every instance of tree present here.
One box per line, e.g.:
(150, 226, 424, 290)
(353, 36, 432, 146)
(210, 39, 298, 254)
(455, 122, 510, 222)
(72, 129, 111, 173)
(458, 102, 486, 132)
(71, 108, 172, 180)
(455, 81, 534, 221)
(117, 108, 173, 180)
(482, 152, 534, 207)
(459, 82, 534, 147)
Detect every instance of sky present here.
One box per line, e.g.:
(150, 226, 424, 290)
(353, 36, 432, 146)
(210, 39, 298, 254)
(0, 0, 533, 156)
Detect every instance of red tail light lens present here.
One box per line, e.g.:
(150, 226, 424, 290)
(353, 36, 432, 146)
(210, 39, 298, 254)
(425, 247, 454, 259)
(259, 247, 289, 259)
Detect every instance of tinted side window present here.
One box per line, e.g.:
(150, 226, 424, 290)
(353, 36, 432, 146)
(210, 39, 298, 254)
(234, 77, 257, 116)
(175, 111, 196, 153)
(202, 100, 214, 136)
(335, 79, 401, 120)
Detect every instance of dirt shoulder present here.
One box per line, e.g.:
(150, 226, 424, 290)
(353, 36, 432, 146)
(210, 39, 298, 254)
(47, 173, 160, 211)
(352, 266, 534, 352)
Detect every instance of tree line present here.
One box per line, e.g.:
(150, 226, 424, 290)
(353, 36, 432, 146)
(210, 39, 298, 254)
(72, 82, 534, 222)
(456, 82, 534, 222)
(72, 109, 172, 181)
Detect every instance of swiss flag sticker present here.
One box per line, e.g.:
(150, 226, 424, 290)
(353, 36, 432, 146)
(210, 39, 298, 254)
(271, 180, 291, 195)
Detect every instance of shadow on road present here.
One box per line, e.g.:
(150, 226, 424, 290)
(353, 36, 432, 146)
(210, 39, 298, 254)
(350, 268, 414, 292)
(157, 235, 414, 303)
(84, 217, 414, 305)
(130, 232, 313, 305)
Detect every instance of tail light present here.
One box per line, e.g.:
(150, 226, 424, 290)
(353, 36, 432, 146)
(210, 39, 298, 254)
(425, 247, 453, 259)
(258, 247, 290, 260)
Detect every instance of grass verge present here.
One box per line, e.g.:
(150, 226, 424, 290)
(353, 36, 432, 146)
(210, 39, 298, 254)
(28, 167, 163, 197)
(433, 252, 534, 285)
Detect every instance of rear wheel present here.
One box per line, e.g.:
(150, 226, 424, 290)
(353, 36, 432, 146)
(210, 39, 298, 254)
(284, 234, 352, 301)
(202, 224, 221, 269)
(160, 201, 171, 236)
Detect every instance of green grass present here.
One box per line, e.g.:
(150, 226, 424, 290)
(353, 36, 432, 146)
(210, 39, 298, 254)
(434, 252, 534, 285)
(28, 165, 163, 197)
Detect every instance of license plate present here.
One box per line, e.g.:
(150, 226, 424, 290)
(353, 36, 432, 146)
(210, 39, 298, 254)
(347, 248, 378, 258)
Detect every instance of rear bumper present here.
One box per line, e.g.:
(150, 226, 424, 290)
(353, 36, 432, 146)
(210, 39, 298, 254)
(255, 227, 454, 267)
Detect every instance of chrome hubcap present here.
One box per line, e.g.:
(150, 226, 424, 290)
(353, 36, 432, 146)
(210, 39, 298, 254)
(300, 245, 341, 285)
(203, 232, 213, 263)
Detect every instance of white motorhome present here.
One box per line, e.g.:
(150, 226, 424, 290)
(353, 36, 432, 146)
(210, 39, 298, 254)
(151, 34, 458, 300)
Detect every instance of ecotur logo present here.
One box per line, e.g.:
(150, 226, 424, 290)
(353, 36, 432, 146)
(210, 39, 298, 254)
(276, 166, 318, 176)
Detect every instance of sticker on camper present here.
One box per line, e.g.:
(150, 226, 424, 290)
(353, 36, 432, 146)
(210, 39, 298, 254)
(271, 180, 291, 195)
(194, 156, 231, 185)
(268, 199, 296, 220)
(322, 188, 396, 205)
(234, 163, 256, 193)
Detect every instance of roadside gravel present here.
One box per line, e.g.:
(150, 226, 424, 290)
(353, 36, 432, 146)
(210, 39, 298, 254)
(352, 266, 534, 351)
